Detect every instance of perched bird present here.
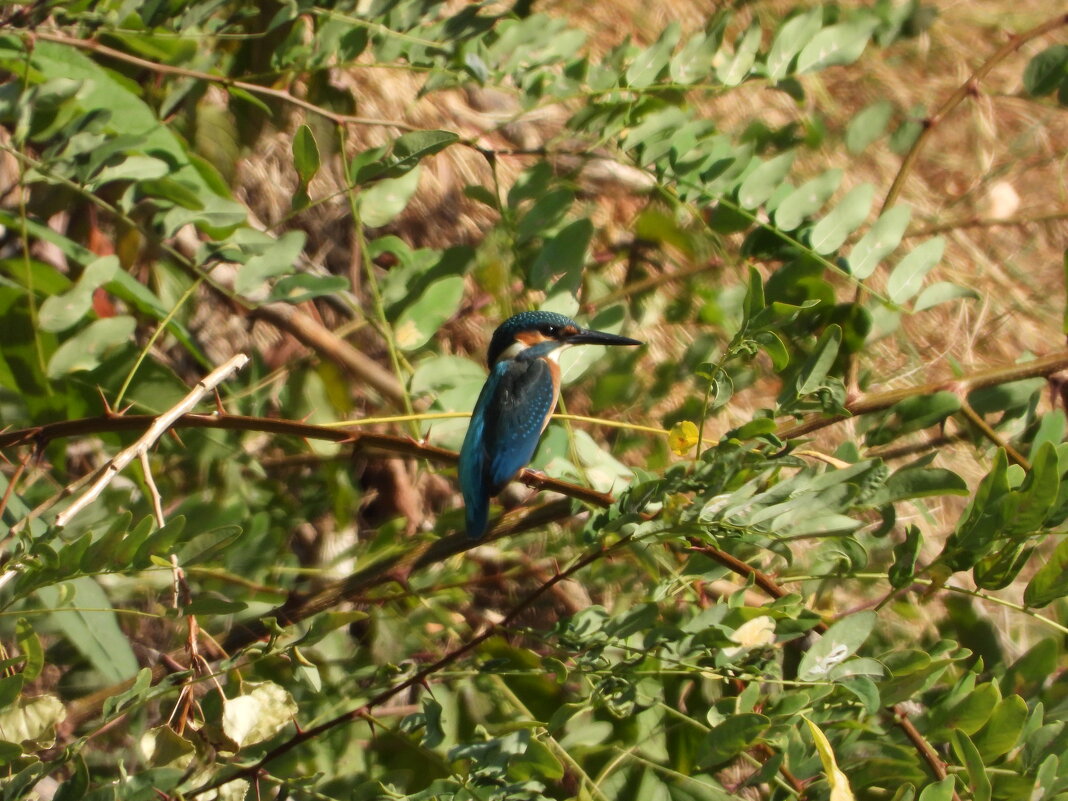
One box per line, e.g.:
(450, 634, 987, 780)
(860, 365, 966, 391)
(459, 310, 642, 538)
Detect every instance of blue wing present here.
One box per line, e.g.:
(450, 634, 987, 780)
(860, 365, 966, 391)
(459, 358, 557, 538)
(484, 358, 557, 493)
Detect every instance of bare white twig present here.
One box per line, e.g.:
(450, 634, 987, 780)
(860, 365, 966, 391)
(140, 450, 166, 527)
(54, 354, 250, 528)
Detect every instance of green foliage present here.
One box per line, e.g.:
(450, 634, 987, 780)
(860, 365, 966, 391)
(0, 2, 1065, 801)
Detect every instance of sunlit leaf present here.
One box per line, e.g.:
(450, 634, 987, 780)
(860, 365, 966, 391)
(358, 166, 422, 227)
(796, 17, 879, 73)
(737, 151, 796, 209)
(716, 23, 761, 87)
(809, 183, 873, 255)
(846, 99, 894, 153)
(292, 124, 321, 184)
(774, 168, 843, 231)
(886, 237, 944, 305)
(913, 281, 979, 311)
(46, 315, 135, 377)
(798, 610, 875, 682)
(626, 22, 679, 88)
(1023, 537, 1068, 607)
(394, 275, 465, 351)
(222, 681, 298, 748)
(766, 7, 823, 81)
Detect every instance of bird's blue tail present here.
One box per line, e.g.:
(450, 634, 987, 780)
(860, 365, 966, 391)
(459, 402, 491, 539)
(464, 492, 490, 539)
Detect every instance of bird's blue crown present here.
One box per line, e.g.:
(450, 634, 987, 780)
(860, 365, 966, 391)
(485, 311, 579, 366)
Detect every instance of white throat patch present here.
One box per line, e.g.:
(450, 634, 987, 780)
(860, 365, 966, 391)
(494, 340, 571, 364)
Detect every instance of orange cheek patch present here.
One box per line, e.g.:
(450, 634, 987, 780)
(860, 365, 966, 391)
(515, 331, 550, 345)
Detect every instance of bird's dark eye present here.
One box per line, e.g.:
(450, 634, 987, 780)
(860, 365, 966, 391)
(543, 325, 558, 337)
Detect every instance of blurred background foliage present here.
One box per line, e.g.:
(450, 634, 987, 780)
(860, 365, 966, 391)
(0, 0, 1067, 799)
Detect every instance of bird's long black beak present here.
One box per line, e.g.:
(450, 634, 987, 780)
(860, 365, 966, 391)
(570, 328, 643, 347)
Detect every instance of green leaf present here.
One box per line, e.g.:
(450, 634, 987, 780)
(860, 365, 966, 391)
(15, 619, 43, 682)
(808, 182, 873, 254)
(46, 315, 136, 378)
(38, 255, 119, 332)
(137, 177, 205, 210)
(1023, 536, 1068, 607)
(292, 124, 321, 184)
(950, 730, 991, 801)
(716, 23, 761, 87)
(626, 22, 680, 88)
(876, 465, 968, 503)
(798, 610, 875, 681)
(267, 274, 349, 304)
(358, 166, 422, 227)
(37, 578, 139, 683)
(848, 205, 911, 279)
(530, 218, 592, 292)
(755, 331, 789, 370)
(91, 155, 170, 188)
(52, 753, 88, 801)
(929, 681, 999, 738)
(846, 100, 893, 153)
(1022, 44, 1068, 97)
(0, 675, 23, 710)
(974, 694, 1028, 761)
(699, 713, 770, 766)
(889, 526, 921, 588)
(774, 168, 842, 231)
(226, 86, 272, 115)
(516, 187, 573, 241)
(183, 598, 248, 616)
(670, 30, 716, 85)
(384, 129, 458, 178)
(887, 237, 944, 305)
(917, 777, 956, 801)
(796, 16, 879, 73)
(737, 152, 796, 210)
(233, 231, 307, 296)
(795, 324, 841, 397)
(394, 276, 465, 351)
(913, 281, 979, 312)
(866, 390, 961, 446)
(766, 7, 824, 81)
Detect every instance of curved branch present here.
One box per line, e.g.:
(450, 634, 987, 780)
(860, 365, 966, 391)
(883, 12, 1068, 211)
(776, 349, 1068, 440)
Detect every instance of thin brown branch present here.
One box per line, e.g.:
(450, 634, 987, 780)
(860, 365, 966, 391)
(864, 431, 965, 461)
(882, 12, 1068, 211)
(958, 399, 1030, 468)
(0, 412, 613, 510)
(776, 349, 1068, 440)
(905, 208, 1068, 238)
(28, 30, 418, 131)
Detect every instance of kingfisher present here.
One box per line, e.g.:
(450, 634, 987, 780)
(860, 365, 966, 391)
(459, 310, 642, 538)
